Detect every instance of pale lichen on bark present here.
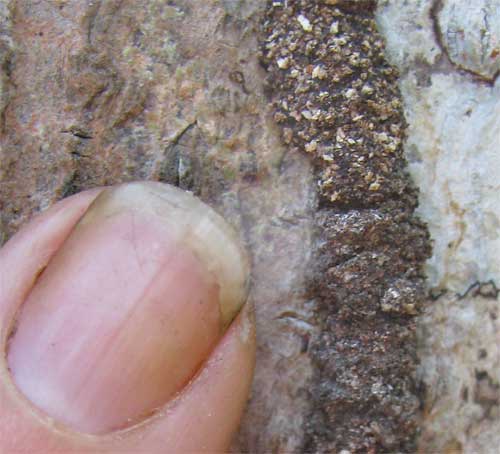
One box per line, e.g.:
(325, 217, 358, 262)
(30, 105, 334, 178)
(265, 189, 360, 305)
(378, 1, 500, 452)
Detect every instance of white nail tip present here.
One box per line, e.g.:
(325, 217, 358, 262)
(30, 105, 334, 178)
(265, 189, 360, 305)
(82, 182, 250, 329)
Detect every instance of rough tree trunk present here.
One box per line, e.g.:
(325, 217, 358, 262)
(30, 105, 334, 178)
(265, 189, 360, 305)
(0, 1, 498, 453)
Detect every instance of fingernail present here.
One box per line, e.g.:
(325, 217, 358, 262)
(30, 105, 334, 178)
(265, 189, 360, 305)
(7, 182, 249, 434)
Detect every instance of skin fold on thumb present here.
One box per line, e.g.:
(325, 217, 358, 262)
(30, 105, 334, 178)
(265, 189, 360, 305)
(0, 182, 256, 453)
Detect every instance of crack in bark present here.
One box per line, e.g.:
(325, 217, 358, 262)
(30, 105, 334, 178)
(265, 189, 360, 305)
(430, 0, 499, 85)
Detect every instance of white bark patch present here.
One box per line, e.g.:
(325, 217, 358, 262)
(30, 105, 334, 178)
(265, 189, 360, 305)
(377, 1, 500, 452)
(377, 0, 500, 294)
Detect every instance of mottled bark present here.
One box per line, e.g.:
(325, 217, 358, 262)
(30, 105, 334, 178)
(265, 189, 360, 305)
(1, 1, 498, 453)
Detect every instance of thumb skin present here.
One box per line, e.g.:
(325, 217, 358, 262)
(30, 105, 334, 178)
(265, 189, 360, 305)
(0, 183, 255, 453)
